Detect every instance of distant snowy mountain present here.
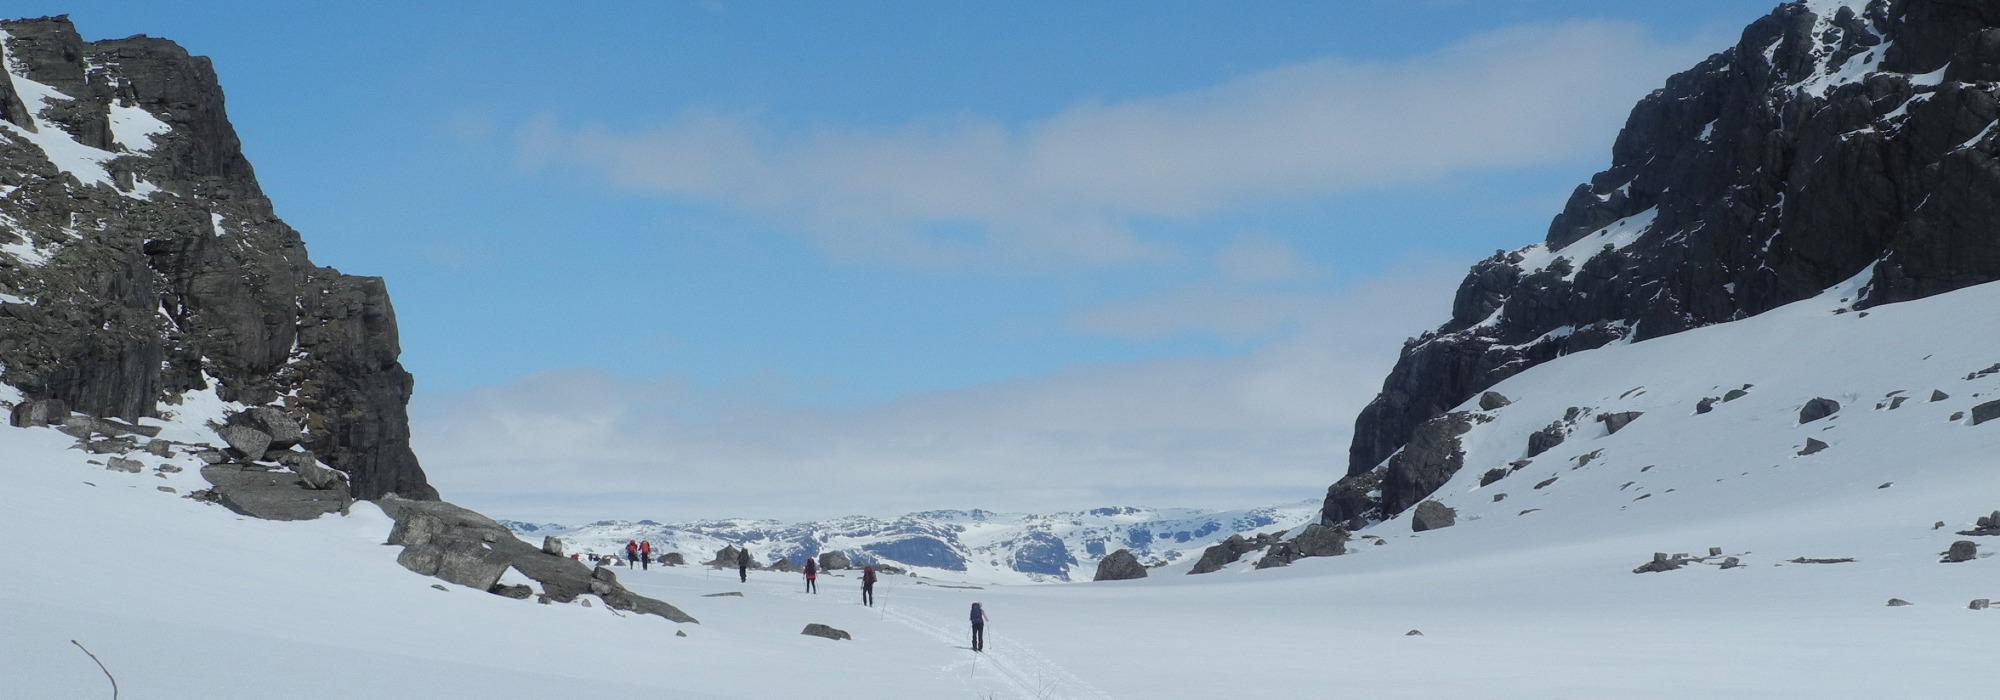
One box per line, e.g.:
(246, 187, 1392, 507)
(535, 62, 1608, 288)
(502, 502, 1320, 583)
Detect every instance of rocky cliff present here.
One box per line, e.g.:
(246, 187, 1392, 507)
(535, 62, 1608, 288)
(1327, 0, 2000, 525)
(0, 16, 433, 499)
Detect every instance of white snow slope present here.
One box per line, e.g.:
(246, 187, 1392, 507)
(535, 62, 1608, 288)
(4, 278, 1999, 698)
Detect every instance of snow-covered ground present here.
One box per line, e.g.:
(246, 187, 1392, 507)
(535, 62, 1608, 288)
(4, 279, 1998, 698)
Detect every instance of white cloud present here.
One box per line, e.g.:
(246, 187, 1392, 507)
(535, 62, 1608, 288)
(413, 262, 1464, 523)
(511, 20, 1711, 269)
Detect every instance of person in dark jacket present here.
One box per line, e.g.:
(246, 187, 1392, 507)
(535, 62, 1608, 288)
(735, 547, 752, 583)
(860, 565, 877, 607)
(970, 602, 988, 652)
(803, 557, 818, 593)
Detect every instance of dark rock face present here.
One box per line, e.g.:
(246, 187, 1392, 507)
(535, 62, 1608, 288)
(1799, 438, 1830, 456)
(0, 17, 431, 500)
(1326, 1, 2000, 523)
(1410, 501, 1457, 532)
(1092, 549, 1148, 581)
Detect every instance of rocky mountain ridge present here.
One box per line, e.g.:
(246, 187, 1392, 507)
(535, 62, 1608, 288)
(1329, 0, 2000, 525)
(0, 15, 431, 499)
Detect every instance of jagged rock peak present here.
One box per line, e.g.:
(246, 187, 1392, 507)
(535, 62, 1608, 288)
(0, 16, 434, 499)
(1327, 0, 2000, 525)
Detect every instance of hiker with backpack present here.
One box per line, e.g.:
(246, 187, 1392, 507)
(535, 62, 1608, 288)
(735, 547, 752, 583)
(970, 602, 988, 652)
(803, 557, 818, 593)
(639, 540, 653, 570)
(860, 565, 877, 607)
(624, 540, 639, 568)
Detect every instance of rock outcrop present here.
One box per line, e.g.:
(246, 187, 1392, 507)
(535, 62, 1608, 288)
(1326, 1, 2000, 523)
(1092, 549, 1148, 581)
(0, 16, 432, 500)
(375, 496, 696, 623)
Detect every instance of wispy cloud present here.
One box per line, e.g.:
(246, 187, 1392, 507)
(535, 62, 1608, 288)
(510, 20, 1711, 270)
(413, 262, 1464, 522)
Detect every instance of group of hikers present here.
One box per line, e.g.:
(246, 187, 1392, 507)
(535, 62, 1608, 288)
(607, 540, 991, 652)
(624, 539, 656, 570)
(731, 546, 877, 606)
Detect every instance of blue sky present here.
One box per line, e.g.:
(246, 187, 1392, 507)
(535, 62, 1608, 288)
(35, 1, 1777, 520)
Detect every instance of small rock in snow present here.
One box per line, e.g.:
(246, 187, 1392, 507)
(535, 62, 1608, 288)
(1886, 598, 1912, 607)
(1941, 540, 1978, 563)
(1404, 629, 1424, 637)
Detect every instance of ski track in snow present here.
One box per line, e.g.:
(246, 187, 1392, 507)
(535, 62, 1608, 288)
(877, 602, 1114, 700)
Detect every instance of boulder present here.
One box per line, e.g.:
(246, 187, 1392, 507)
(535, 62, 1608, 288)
(658, 552, 685, 566)
(1092, 549, 1148, 581)
(277, 451, 341, 490)
(541, 536, 564, 557)
(85, 438, 135, 454)
(817, 551, 852, 571)
(1405, 629, 1424, 637)
(1477, 391, 1511, 410)
(1886, 598, 1913, 607)
(1971, 399, 2000, 427)
(1478, 468, 1507, 487)
(1290, 523, 1349, 558)
(200, 464, 349, 521)
(8, 398, 69, 427)
(1799, 438, 1829, 456)
(1254, 543, 1299, 570)
(1410, 500, 1457, 532)
(1694, 397, 1718, 415)
(489, 583, 533, 600)
(143, 440, 174, 458)
(1526, 422, 1567, 458)
(218, 424, 273, 461)
(801, 623, 851, 641)
(709, 546, 741, 568)
(1971, 599, 1991, 611)
(193, 450, 227, 465)
(396, 538, 511, 591)
(1942, 540, 1978, 564)
(1722, 388, 1749, 402)
(1798, 398, 1841, 424)
(230, 406, 303, 448)
(105, 457, 144, 473)
(1188, 535, 1254, 575)
(767, 558, 796, 572)
(373, 496, 696, 623)
(1598, 411, 1643, 434)
(1633, 552, 1688, 574)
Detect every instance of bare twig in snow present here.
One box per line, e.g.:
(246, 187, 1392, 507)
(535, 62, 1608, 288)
(71, 639, 117, 699)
